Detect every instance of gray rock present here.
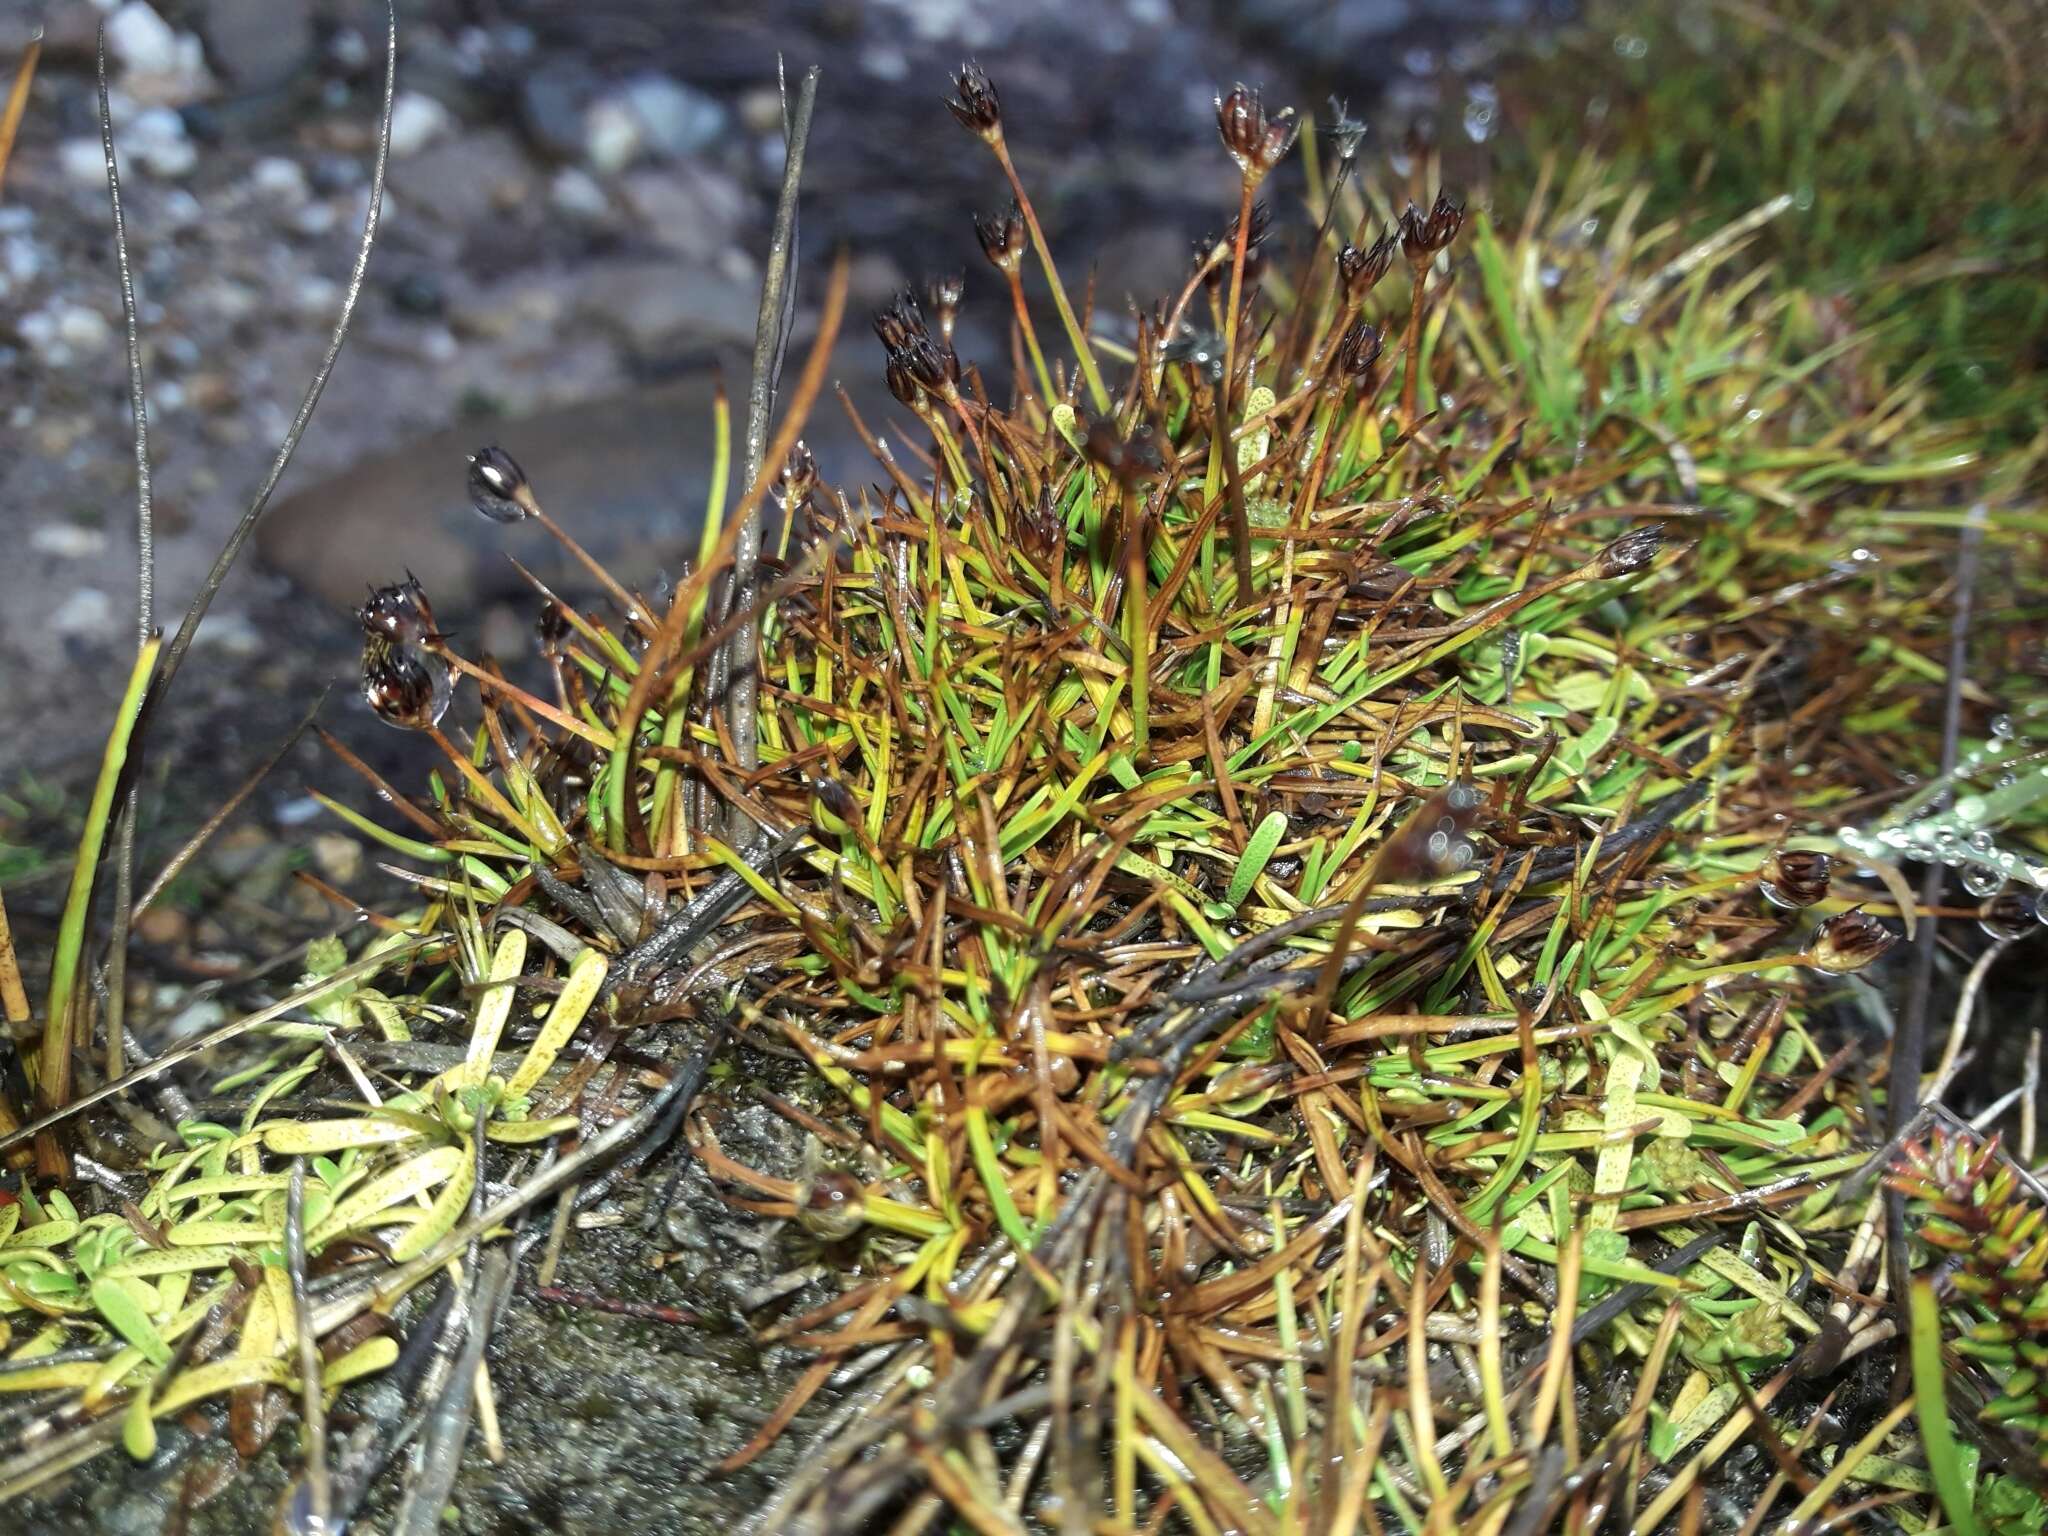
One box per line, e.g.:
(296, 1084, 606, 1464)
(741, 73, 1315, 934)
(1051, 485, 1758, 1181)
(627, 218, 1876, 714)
(549, 166, 611, 223)
(619, 164, 746, 261)
(195, 0, 315, 93)
(256, 370, 873, 614)
(390, 129, 533, 233)
(50, 588, 116, 639)
(574, 261, 760, 364)
(619, 73, 727, 159)
(516, 61, 599, 161)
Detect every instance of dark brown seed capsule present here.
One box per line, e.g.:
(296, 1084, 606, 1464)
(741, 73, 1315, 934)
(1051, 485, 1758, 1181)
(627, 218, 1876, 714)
(1760, 848, 1832, 909)
(796, 1168, 865, 1240)
(872, 291, 927, 352)
(945, 61, 1002, 141)
(1337, 226, 1399, 302)
(884, 355, 920, 409)
(536, 602, 570, 653)
(356, 574, 441, 645)
(1400, 190, 1465, 264)
(1978, 888, 2040, 940)
(468, 445, 531, 524)
(1808, 909, 1898, 974)
(974, 203, 1026, 273)
(362, 635, 451, 731)
(1592, 524, 1668, 579)
(1332, 318, 1383, 385)
(1215, 84, 1297, 184)
(897, 334, 959, 394)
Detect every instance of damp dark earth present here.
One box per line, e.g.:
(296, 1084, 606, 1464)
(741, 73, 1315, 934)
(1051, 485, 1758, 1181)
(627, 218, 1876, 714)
(0, 2, 2045, 1534)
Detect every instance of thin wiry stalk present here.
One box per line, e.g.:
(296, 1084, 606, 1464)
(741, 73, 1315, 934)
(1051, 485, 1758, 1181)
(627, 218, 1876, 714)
(724, 62, 820, 842)
(150, 1, 395, 704)
(1886, 501, 1987, 1309)
(285, 1161, 331, 1530)
(96, 28, 151, 1083)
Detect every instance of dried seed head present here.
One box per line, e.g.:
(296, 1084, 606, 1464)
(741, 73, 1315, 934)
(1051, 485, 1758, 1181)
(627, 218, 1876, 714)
(1325, 96, 1367, 163)
(536, 601, 570, 653)
(361, 635, 450, 731)
(468, 445, 532, 523)
(1808, 908, 1899, 974)
(1760, 848, 1832, 909)
(1215, 84, 1297, 184)
(1592, 523, 1668, 579)
(1337, 226, 1398, 303)
(974, 203, 1026, 273)
(872, 291, 928, 352)
(1332, 318, 1383, 385)
(884, 354, 920, 409)
(1978, 888, 2041, 940)
(356, 574, 440, 646)
(908, 334, 960, 391)
(796, 1167, 865, 1240)
(945, 61, 1003, 141)
(1017, 490, 1062, 568)
(776, 440, 818, 516)
(926, 271, 964, 343)
(1400, 189, 1465, 264)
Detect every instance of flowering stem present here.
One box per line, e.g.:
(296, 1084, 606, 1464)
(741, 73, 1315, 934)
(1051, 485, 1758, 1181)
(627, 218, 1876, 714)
(1221, 179, 1256, 409)
(1002, 268, 1056, 411)
(992, 138, 1111, 415)
(1399, 264, 1429, 431)
(1124, 488, 1149, 762)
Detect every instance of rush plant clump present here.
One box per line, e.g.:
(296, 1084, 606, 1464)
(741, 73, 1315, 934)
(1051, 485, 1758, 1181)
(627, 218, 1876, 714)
(3, 18, 2048, 1536)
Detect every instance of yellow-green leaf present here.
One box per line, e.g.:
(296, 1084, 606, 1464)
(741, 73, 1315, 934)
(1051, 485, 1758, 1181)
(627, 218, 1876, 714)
(89, 1276, 170, 1368)
(154, 1356, 294, 1418)
(504, 947, 608, 1101)
(260, 1117, 425, 1155)
(388, 1139, 476, 1262)
(122, 1379, 157, 1460)
(322, 1334, 399, 1390)
(452, 927, 529, 1089)
(310, 1145, 466, 1247)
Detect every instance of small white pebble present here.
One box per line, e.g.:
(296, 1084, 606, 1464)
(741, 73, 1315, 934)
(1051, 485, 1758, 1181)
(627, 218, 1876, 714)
(386, 91, 452, 158)
(59, 138, 109, 186)
(549, 166, 609, 221)
(250, 155, 309, 207)
(31, 525, 109, 558)
(583, 98, 642, 176)
(126, 107, 196, 178)
(105, 3, 181, 77)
